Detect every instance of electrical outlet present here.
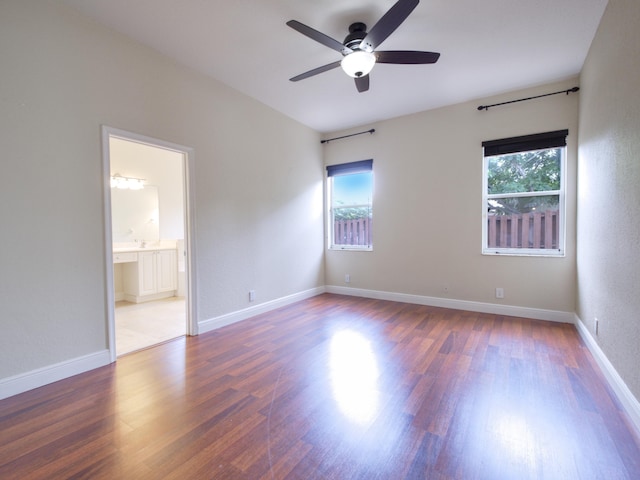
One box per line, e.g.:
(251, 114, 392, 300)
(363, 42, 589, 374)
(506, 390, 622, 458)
(345, 274, 350, 283)
(249, 290, 255, 302)
(496, 287, 504, 299)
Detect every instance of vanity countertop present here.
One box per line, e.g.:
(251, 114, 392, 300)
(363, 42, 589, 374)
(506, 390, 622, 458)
(113, 246, 176, 253)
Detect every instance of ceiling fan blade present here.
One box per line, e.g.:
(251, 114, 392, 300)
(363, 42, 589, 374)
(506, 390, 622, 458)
(376, 50, 440, 64)
(360, 0, 419, 51)
(355, 75, 370, 93)
(290, 61, 342, 82)
(286, 20, 351, 54)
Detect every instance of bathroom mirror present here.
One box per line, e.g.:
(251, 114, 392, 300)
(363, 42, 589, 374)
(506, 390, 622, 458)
(111, 185, 160, 244)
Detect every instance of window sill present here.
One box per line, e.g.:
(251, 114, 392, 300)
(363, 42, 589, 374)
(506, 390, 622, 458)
(329, 246, 373, 252)
(482, 249, 564, 257)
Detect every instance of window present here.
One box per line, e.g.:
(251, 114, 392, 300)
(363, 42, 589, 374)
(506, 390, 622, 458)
(482, 130, 567, 256)
(327, 160, 373, 250)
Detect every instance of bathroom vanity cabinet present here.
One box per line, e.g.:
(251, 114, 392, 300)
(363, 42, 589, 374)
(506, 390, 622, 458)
(115, 248, 177, 303)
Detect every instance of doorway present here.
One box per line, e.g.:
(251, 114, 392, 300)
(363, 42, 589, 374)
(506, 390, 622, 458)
(102, 126, 196, 361)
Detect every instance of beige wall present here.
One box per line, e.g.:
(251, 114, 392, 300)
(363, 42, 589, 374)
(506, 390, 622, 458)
(324, 79, 579, 313)
(577, 0, 640, 400)
(0, 0, 324, 380)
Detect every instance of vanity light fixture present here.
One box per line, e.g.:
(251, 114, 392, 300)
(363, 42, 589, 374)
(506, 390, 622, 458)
(110, 174, 145, 190)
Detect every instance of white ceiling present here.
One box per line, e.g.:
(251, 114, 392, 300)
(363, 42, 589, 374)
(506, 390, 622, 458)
(60, 0, 608, 133)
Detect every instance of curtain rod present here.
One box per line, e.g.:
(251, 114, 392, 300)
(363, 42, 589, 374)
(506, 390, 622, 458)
(477, 86, 579, 111)
(321, 128, 375, 144)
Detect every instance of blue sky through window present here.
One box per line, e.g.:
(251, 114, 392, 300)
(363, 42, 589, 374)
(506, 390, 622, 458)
(332, 172, 373, 205)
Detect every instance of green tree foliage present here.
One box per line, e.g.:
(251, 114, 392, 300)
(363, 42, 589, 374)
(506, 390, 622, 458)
(488, 148, 561, 193)
(487, 148, 561, 215)
(333, 205, 372, 221)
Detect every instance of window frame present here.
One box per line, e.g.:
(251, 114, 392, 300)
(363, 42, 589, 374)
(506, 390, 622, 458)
(326, 160, 373, 251)
(481, 130, 568, 257)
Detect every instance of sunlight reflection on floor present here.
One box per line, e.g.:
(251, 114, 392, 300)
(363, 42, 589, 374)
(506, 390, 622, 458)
(329, 329, 380, 425)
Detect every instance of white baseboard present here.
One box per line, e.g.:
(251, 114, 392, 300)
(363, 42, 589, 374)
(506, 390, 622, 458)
(574, 315, 640, 434)
(198, 284, 573, 337)
(325, 285, 575, 323)
(124, 290, 176, 304)
(198, 286, 326, 334)
(0, 350, 111, 400)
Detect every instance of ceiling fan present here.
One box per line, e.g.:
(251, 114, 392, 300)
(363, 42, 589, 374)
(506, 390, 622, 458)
(287, 0, 440, 93)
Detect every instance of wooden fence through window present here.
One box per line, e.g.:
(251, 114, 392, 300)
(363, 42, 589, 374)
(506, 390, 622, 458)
(487, 210, 559, 249)
(334, 218, 372, 246)
(334, 211, 558, 249)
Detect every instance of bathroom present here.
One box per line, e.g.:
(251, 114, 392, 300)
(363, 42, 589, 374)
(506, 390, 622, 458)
(109, 136, 187, 355)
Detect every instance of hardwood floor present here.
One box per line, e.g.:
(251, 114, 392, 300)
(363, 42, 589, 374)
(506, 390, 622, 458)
(1, 294, 639, 479)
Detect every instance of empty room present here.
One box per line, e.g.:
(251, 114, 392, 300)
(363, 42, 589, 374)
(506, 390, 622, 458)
(1, 0, 639, 478)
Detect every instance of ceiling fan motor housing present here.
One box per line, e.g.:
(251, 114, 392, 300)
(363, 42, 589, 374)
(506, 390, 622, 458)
(343, 22, 369, 52)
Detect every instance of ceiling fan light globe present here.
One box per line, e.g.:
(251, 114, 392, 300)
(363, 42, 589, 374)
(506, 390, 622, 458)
(341, 51, 376, 78)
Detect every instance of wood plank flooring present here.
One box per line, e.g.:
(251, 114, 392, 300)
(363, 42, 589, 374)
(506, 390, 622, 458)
(1, 294, 639, 479)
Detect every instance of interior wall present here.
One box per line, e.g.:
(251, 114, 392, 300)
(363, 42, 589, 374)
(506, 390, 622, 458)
(0, 0, 324, 381)
(324, 78, 579, 314)
(577, 0, 640, 401)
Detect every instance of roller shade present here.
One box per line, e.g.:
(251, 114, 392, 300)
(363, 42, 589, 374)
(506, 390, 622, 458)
(482, 130, 568, 156)
(326, 159, 373, 177)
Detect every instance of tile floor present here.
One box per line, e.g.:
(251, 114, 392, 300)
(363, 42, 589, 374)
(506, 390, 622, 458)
(115, 297, 186, 356)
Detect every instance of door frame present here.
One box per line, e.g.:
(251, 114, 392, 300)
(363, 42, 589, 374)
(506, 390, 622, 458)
(101, 125, 198, 362)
